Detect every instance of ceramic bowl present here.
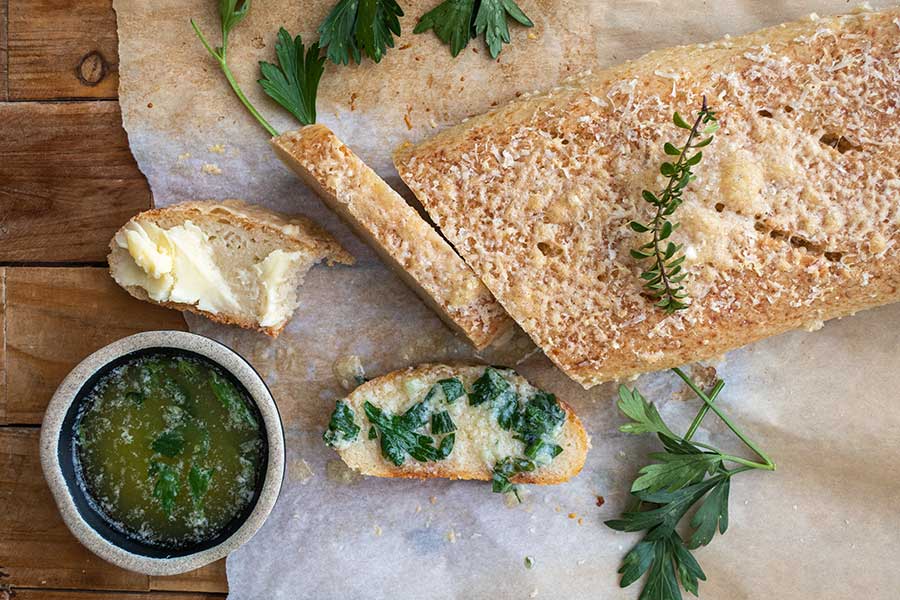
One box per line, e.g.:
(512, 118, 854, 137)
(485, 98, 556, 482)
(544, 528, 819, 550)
(40, 330, 284, 575)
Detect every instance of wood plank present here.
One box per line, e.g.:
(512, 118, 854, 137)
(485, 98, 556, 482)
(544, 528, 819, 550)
(1, 267, 187, 424)
(149, 561, 227, 595)
(12, 591, 225, 600)
(0, 102, 150, 263)
(0, 428, 149, 591)
(7, 0, 117, 100)
(0, 268, 6, 424)
(1, 0, 8, 101)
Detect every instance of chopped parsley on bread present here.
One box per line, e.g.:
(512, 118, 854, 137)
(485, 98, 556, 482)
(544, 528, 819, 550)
(324, 363, 589, 494)
(395, 7, 900, 387)
(108, 200, 352, 336)
(272, 125, 513, 349)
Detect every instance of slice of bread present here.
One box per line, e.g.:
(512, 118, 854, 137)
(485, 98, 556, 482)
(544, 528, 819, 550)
(108, 199, 353, 336)
(271, 125, 513, 350)
(395, 7, 900, 387)
(327, 363, 589, 485)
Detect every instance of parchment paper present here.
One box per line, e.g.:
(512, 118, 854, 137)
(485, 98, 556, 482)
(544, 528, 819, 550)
(113, 1, 900, 597)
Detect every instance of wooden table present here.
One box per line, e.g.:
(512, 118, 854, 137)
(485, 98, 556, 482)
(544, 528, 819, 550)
(0, 1, 228, 597)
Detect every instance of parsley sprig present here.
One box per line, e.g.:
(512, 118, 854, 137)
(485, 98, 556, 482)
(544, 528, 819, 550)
(414, 0, 534, 58)
(318, 0, 404, 65)
(606, 368, 775, 600)
(192, 2, 324, 136)
(630, 98, 718, 313)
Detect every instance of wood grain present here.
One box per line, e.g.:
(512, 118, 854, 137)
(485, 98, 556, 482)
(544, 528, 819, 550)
(0, 428, 226, 596)
(0, 102, 150, 263)
(0, 428, 148, 591)
(1, 0, 8, 101)
(7, 0, 118, 100)
(1, 267, 186, 425)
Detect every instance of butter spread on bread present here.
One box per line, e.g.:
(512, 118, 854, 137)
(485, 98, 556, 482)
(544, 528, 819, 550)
(395, 7, 900, 388)
(325, 363, 588, 485)
(109, 200, 352, 336)
(272, 124, 513, 349)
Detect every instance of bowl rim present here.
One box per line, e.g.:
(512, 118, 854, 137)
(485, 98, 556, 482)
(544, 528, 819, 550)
(39, 330, 285, 576)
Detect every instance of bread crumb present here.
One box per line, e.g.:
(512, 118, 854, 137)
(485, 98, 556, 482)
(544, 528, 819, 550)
(446, 529, 457, 543)
(201, 163, 222, 175)
(208, 144, 226, 154)
(177, 152, 191, 160)
(373, 524, 383, 536)
(430, 495, 438, 505)
(568, 512, 577, 519)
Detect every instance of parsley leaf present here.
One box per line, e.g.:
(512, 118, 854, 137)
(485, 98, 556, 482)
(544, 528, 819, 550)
(414, 0, 533, 58)
(323, 400, 361, 447)
(363, 401, 451, 466)
(210, 371, 258, 429)
(616, 385, 678, 439)
(149, 462, 180, 517)
(189, 465, 213, 508)
(631, 452, 722, 495)
(437, 377, 465, 403)
(469, 367, 510, 406)
(431, 410, 457, 434)
(491, 456, 535, 500)
(687, 477, 730, 549)
(258, 28, 325, 127)
(318, 0, 403, 65)
(151, 430, 185, 457)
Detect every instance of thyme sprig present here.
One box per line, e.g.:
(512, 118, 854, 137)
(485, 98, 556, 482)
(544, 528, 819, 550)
(630, 98, 718, 313)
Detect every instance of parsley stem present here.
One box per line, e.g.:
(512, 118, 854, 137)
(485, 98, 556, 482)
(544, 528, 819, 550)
(191, 19, 279, 138)
(683, 379, 725, 441)
(672, 367, 776, 470)
(689, 441, 775, 471)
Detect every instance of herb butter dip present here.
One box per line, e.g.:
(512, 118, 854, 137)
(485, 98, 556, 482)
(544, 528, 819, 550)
(74, 353, 264, 548)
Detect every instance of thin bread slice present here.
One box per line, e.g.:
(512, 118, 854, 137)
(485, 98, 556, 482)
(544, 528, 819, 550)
(108, 199, 353, 336)
(272, 125, 513, 349)
(326, 363, 589, 485)
(395, 8, 900, 388)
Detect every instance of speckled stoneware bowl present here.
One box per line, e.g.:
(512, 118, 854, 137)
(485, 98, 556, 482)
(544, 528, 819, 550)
(40, 330, 285, 576)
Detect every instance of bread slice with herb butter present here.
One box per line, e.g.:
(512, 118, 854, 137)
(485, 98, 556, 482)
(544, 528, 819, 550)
(108, 200, 352, 336)
(324, 363, 589, 490)
(395, 7, 900, 388)
(271, 125, 513, 349)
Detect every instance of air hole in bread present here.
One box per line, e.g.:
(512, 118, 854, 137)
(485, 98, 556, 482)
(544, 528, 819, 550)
(783, 105, 794, 113)
(714, 202, 725, 212)
(757, 109, 773, 118)
(824, 251, 844, 262)
(561, 139, 570, 145)
(819, 133, 858, 153)
(537, 241, 562, 257)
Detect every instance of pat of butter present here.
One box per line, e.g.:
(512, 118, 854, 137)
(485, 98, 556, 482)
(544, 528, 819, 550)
(116, 221, 240, 314)
(253, 249, 304, 327)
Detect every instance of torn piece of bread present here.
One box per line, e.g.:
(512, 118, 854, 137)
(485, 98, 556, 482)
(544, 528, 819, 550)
(108, 200, 353, 336)
(324, 363, 589, 486)
(395, 7, 900, 388)
(272, 125, 513, 349)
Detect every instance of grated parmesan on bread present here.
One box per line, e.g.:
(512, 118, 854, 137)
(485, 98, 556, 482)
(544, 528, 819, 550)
(272, 125, 513, 349)
(108, 200, 353, 337)
(326, 363, 589, 485)
(395, 7, 900, 388)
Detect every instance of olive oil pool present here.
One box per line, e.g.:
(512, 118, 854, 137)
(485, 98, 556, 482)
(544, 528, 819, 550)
(74, 353, 265, 548)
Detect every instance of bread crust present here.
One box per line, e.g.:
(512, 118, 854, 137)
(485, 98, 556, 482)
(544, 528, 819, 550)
(395, 8, 900, 387)
(335, 363, 589, 485)
(108, 199, 352, 337)
(272, 125, 513, 349)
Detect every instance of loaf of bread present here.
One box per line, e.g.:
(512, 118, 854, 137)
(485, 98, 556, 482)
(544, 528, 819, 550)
(324, 363, 588, 486)
(395, 8, 900, 388)
(272, 125, 513, 349)
(108, 200, 352, 336)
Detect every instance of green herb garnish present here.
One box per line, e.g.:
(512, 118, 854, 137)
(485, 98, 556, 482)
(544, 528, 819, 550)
(606, 368, 774, 600)
(469, 367, 511, 406)
(431, 410, 457, 434)
(258, 28, 325, 126)
(150, 462, 180, 517)
(491, 456, 535, 501)
(630, 98, 718, 313)
(126, 391, 144, 406)
(151, 430, 186, 457)
(318, 0, 404, 65)
(209, 372, 258, 428)
(437, 377, 465, 402)
(189, 465, 213, 508)
(509, 390, 564, 459)
(191, 1, 279, 136)
(323, 400, 361, 447)
(414, 0, 534, 58)
(368, 426, 378, 439)
(363, 401, 453, 465)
